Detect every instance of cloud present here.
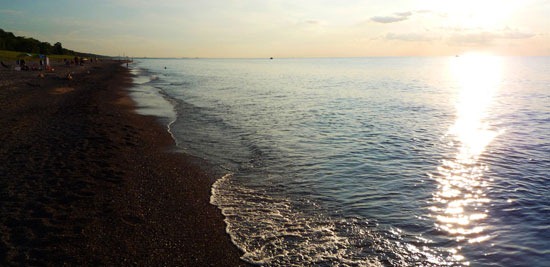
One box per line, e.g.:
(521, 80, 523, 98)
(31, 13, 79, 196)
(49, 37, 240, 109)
(370, 11, 413, 23)
(394, 11, 412, 17)
(385, 32, 438, 42)
(415, 10, 431, 14)
(371, 15, 407, 23)
(499, 30, 536, 39)
(449, 28, 535, 45)
(305, 20, 320, 25)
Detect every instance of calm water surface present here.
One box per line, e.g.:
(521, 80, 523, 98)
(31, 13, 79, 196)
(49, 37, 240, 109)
(130, 56, 549, 266)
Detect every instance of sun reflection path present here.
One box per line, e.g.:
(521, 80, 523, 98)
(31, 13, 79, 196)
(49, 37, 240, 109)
(430, 54, 503, 260)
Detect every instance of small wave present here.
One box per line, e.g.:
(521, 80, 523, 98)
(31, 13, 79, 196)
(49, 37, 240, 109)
(211, 173, 460, 266)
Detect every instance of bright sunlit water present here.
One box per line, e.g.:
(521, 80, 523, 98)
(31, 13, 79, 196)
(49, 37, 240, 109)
(130, 56, 549, 266)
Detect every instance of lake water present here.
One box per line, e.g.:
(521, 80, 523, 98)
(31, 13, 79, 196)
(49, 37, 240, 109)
(130, 56, 549, 266)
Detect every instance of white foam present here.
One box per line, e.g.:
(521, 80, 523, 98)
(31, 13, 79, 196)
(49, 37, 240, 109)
(128, 68, 177, 125)
(209, 173, 450, 266)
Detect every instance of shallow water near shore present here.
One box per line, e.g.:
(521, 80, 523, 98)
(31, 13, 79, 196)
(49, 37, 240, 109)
(130, 57, 549, 266)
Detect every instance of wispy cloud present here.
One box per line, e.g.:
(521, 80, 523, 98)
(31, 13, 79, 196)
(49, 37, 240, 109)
(371, 15, 408, 23)
(415, 10, 432, 14)
(394, 11, 412, 17)
(385, 32, 438, 42)
(449, 28, 535, 45)
(379, 26, 535, 50)
(497, 29, 536, 39)
(370, 11, 412, 23)
(304, 20, 321, 25)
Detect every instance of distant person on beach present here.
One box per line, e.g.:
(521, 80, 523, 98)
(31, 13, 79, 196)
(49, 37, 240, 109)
(18, 59, 29, 71)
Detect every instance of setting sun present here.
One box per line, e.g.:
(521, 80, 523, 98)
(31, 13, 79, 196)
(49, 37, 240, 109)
(476, 1, 514, 25)
(426, 0, 519, 28)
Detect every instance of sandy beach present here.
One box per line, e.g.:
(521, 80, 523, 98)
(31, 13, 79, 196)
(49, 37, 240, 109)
(0, 61, 248, 266)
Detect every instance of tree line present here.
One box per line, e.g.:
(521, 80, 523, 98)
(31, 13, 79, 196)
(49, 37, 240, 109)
(0, 28, 97, 57)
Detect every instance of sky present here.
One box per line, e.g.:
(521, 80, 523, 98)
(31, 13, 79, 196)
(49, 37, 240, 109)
(0, 0, 548, 58)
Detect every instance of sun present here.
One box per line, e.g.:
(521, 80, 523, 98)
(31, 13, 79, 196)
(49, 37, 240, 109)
(458, 1, 513, 29)
(425, 0, 519, 29)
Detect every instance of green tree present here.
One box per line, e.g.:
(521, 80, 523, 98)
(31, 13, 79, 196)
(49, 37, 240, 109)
(39, 42, 52, 54)
(53, 42, 63, 54)
(16, 37, 40, 53)
(0, 28, 94, 57)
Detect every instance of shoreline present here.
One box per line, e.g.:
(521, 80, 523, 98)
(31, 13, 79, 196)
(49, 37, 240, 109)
(0, 61, 248, 265)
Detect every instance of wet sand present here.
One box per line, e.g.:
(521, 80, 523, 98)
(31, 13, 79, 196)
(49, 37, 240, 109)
(0, 61, 248, 266)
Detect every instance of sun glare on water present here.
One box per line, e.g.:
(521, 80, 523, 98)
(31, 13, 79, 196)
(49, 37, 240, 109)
(450, 53, 503, 158)
(429, 53, 504, 263)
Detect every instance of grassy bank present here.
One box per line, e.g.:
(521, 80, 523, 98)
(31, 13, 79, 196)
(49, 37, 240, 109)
(0, 49, 80, 62)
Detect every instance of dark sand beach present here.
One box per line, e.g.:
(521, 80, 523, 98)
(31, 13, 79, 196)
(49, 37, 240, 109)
(0, 61, 248, 266)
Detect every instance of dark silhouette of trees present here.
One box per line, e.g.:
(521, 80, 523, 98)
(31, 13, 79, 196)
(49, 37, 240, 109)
(0, 28, 85, 56)
(39, 42, 52, 54)
(53, 42, 63, 54)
